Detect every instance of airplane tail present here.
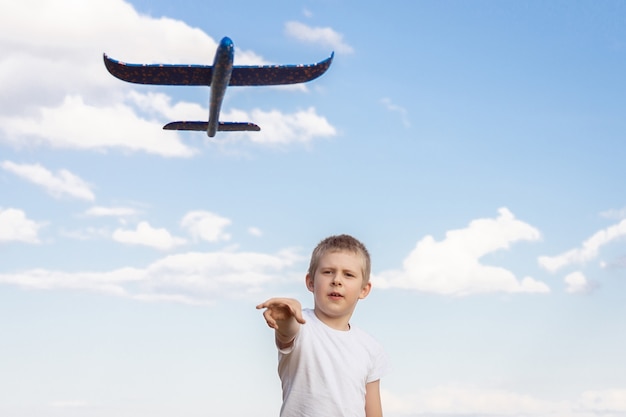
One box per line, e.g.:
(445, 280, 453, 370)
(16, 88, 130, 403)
(163, 121, 261, 132)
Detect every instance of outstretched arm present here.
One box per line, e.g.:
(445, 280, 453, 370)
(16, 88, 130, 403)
(256, 298, 306, 349)
(365, 380, 383, 417)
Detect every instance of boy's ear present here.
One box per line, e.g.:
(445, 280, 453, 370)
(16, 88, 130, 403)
(305, 273, 314, 292)
(358, 281, 372, 300)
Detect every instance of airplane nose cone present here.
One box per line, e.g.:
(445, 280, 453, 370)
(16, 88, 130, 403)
(220, 36, 234, 49)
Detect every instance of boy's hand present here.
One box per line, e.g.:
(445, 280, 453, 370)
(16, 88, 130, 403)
(256, 298, 306, 330)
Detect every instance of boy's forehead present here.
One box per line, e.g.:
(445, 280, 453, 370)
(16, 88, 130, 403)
(318, 249, 366, 268)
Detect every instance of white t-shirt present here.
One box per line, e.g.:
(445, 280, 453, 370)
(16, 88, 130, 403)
(277, 308, 390, 417)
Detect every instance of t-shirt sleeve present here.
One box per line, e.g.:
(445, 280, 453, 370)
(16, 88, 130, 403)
(367, 342, 391, 383)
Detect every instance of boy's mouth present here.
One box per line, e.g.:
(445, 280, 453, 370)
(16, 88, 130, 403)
(328, 292, 343, 298)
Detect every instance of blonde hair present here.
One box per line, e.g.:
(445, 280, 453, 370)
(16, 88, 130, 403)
(307, 234, 371, 284)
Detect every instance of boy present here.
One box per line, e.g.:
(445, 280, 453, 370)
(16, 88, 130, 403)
(257, 234, 389, 417)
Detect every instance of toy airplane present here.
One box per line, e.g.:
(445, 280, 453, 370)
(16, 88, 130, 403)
(104, 36, 333, 137)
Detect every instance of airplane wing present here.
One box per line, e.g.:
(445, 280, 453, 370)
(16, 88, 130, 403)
(103, 53, 333, 86)
(103, 54, 212, 85)
(229, 53, 334, 86)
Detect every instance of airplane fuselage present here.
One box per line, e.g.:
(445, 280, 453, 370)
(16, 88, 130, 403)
(207, 37, 234, 137)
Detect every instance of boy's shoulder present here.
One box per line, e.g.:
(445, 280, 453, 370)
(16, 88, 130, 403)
(349, 321, 384, 348)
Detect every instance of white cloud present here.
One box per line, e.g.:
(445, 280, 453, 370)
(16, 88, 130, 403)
(579, 388, 626, 412)
(381, 98, 410, 128)
(375, 208, 548, 296)
(145, 250, 299, 291)
(194, 107, 335, 147)
(112, 221, 186, 250)
(59, 226, 111, 241)
(0, 95, 196, 157)
(539, 219, 626, 273)
(1, 0, 208, 116)
(285, 21, 354, 54)
(600, 207, 626, 220)
(248, 227, 263, 237)
(126, 91, 206, 122)
(236, 107, 336, 145)
(382, 385, 626, 416)
(180, 211, 232, 242)
(0, 248, 305, 304)
(383, 385, 563, 416)
(600, 255, 626, 270)
(0, 208, 44, 243)
(563, 271, 595, 294)
(84, 205, 140, 217)
(1, 160, 95, 201)
(0, 267, 142, 296)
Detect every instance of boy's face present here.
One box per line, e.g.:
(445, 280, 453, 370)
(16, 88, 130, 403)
(306, 249, 371, 329)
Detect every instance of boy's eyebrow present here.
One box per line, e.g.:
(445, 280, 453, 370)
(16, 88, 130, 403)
(320, 265, 360, 275)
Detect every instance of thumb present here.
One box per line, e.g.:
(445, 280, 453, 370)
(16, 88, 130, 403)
(293, 308, 306, 324)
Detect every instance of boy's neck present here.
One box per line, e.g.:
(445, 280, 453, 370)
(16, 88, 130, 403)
(312, 307, 352, 331)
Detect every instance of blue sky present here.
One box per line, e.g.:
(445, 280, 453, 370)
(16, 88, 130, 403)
(1, 1, 626, 416)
